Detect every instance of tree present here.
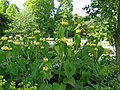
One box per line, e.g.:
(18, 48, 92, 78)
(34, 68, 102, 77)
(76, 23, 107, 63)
(6, 4, 19, 17)
(11, 8, 35, 34)
(24, 0, 54, 35)
(0, 0, 9, 13)
(116, 1, 120, 64)
(84, 0, 120, 64)
(0, 13, 11, 35)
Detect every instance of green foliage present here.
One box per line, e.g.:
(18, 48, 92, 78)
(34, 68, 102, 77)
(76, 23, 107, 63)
(84, 0, 118, 45)
(0, 13, 11, 35)
(11, 8, 35, 33)
(0, 22, 119, 90)
(24, 0, 54, 35)
(0, 0, 9, 13)
(0, 0, 120, 89)
(6, 4, 19, 17)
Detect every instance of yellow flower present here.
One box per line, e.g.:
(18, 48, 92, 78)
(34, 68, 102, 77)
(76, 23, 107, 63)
(8, 40, 13, 43)
(0, 75, 3, 79)
(43, 66, 49, 72)
(43, 31, 46, 34)
(43, 58, 48, 62)
(54, 31, 57, 34)
(40, 46, 44, 49)
(27, 36, 34, 40)
(88, 53, 94, 57)
(28, 47, 30, 49)
(34, 41, 39, 46)
(16, 34, 20, 39)
(93, 40, 96, 42)
(91, 54, 94, 57)
(13, 41, 21, 46)
(1, 36, 8, 41)
(94, 48, 98, 51)
(90, 43, 96, 47)
(67, 41, 75, 46)
(87, 33, 94, 36)
(34, 30, 40, 34)
(89, 26, 94, 29)
(60, 21, 68, 26)
(40, 38, 46, 42)
(60, 37, 67, 43)
(76, 29, 81, 34)
(1, 46, 12, 51)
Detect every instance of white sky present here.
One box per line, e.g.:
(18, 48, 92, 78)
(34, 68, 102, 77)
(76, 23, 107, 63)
(8, 0, 91, 16)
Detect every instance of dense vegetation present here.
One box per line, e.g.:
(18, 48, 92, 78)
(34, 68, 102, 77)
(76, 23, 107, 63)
(0, 0, 120, 89)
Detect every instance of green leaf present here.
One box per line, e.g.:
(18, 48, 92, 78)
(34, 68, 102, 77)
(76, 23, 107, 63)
(84, 86, 95, 90)
(52, 56, 60, 64)
(53, 83, 66, 90)
(78, 46, 90, 58)
(54, 44, 59, 54)
(39, 83, 52, 90)
(17, 58, 27, 71)
(7, 62, 18, 76)
(80, 71, 90, 85)
(74, 81, 84, 90)
(46, 71, 52, 80)
(63, 77, 75, 87)
(58, 26, 65, 38)
(97, 46, 104, 58)
(0, 50, 6, 63)
(67, 47, 72, 56)
(12, 46, 19, 58)
(30, 61, 39, 78)
(74, 34, 81, 49)
(64, 60, 76, 78)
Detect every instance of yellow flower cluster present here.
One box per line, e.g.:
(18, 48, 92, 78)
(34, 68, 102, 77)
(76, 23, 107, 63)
(43, 58, 48, 62)
(43, 66, 49, 72)
(9, 81, 16, 89)
(59, 37, 67, 43)
(43, 31, 46, 34)
(34, 41, 39, 46)
(87, 43, 96, 47)
(40, 38, 46, 42)
(94, 48, 98, 51)
(8, 40, 13, 43)
(34, 30, 40, 34)
(1, 46, 12, 51)
(88, 53, 94, 57)
(87, 33, 94, 36)
(1, 36, 8, 41)
(54, 31, 57, 34)
(0, 75, 7, 88)
(76, 29, 81, 34)
(13, 41, 21, 46)
(27, 36, 34, 40)
(60, 21, 68, 26)
(40, 46, 44, 49)
(67, 41, 75, 46)
(16, 34, 20, 39)
(89, 26, 94, 29)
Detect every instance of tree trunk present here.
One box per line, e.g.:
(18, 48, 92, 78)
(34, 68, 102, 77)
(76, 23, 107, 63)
(116, 0, 120, 65)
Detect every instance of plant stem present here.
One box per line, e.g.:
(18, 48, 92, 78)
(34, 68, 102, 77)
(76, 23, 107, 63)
(58, 62, 62, 83)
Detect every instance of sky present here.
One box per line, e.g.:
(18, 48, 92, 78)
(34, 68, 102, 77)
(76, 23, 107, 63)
(8, 0, 91, 16)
